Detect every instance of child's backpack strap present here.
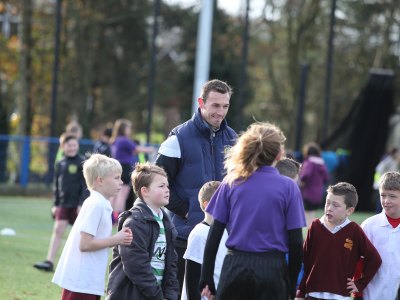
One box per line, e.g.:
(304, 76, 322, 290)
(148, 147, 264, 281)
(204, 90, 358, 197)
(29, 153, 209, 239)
(117, 209, 134, 231)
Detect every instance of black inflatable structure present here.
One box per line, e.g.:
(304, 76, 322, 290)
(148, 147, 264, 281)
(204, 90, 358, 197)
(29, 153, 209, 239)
(322, 69, 395, 211)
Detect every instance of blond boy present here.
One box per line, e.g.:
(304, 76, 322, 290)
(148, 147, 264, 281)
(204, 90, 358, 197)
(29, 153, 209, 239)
(52, 154, 133, 299)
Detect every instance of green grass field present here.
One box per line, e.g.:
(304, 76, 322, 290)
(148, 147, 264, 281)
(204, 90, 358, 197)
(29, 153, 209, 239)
(0, 196, 375, 299)
(0, 196, 64, 299)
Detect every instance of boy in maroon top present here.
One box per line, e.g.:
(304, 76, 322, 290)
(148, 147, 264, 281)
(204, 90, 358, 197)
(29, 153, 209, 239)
(295, 182, 381, 300)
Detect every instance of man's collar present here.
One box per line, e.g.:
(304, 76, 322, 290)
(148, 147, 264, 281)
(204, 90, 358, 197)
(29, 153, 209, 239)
(202, 119, 219, 132)
(197, 109, 220, 132)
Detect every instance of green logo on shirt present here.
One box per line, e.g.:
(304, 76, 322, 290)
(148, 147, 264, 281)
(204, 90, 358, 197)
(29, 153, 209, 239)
(68, 164, 78, 174)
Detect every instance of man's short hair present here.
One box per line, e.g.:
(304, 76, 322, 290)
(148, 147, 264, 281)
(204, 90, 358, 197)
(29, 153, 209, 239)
(200, 79, 232, 101)
(379, 171, 400, 191)
(83, 154, 122, 190)
(198, 181, 221, 211)
(327, 182, 358, 208)
(276, 158, 300, 180)
(131, 162, 167, 199)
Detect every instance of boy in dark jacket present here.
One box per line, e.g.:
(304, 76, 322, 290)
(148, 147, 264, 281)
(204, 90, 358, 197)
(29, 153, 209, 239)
(34, 134, 88, 272)
(106, 162, 179, 300)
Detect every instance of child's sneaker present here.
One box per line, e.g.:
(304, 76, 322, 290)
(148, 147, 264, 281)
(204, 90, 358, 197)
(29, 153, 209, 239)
(33, 260, 53, 272)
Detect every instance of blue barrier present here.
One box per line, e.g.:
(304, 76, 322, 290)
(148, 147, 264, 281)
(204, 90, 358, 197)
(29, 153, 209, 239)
(0, 135, 95, 187)
(20, 137, 30, 187)
(0, 135, 159, 188)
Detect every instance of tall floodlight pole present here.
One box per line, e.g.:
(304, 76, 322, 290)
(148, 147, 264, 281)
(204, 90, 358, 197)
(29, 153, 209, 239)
(146, 0, 161, 145)
(192, 0, 214, 114)
(295, 64, 309, 151)
(47, 0, 62, 184)
(236, 0, 250, 130)
(322, 0, 337, 141)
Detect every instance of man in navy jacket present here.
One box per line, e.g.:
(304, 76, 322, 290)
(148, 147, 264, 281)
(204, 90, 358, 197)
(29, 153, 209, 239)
(155, 79, 237, 294)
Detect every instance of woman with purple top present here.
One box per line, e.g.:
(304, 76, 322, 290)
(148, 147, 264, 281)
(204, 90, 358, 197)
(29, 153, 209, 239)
(110, 119, 155, 216)
(200, 122, 306, 300)
(300, 142, 329, 226)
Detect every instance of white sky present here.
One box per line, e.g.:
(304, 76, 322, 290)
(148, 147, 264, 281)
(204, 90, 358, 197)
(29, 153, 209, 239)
(163, 0, 266, 18)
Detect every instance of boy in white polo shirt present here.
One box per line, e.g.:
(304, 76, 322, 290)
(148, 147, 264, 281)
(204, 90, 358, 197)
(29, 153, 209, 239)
(181, 181, 228, 300)
(52, 154, 133, 300)
(361, 171, 400, 300)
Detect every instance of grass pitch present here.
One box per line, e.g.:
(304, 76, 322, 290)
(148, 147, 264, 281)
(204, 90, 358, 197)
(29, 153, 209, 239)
(0, 196, 374, 299)
(0, 196, 66, 299)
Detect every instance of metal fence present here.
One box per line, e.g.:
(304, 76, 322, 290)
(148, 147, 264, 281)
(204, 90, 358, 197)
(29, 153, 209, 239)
(0, 135, 160, 188)
(0, 135, 95, 187)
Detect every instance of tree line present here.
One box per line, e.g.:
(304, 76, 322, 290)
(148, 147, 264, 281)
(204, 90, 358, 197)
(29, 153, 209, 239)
(0, 0, 399, 149)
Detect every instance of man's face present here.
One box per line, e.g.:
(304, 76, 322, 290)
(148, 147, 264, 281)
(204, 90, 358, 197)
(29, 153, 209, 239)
(198, 91, 230, 129)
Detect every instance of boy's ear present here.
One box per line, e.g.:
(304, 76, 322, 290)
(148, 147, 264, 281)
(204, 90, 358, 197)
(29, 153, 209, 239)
(346, 206, 355, 216)
(140, 186, 148, 198)
(96, 177, 103, 185)
(202, 200, 209, 210)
